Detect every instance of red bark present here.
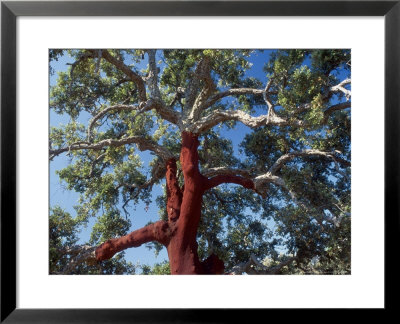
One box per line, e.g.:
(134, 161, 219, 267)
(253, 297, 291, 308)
(95, 220, 170, 261)
(165, 159, 182, 222)
(167, 132, 207, 274)
(204, 174, 255, 191)
(95, 131, 254, 274)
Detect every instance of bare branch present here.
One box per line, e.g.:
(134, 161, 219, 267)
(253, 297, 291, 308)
(204, 88, 265, 109)
(88, 152, 107, 177)
(87, 104, 140, 141)
(190, 56, 216, 121)
(330, 78, 351, 100)
(250, 149, 351, 205)
(202, 150, 349, 203)
(204, 166, 254, 178)
(188, 75, 351, 133)
(153, 101, 181, 126)
(331, 157, 350, 181)
(145, 49, 162, 100)
(289, 101, 351, 125)
(50, 135, 175, 162)
(86, 99, 180, 143)
(256, 171, 349, 229)
(268, 149, 351, 175)
(168, 87, 185, 110)
(184, 57, 210, 114)
(189, 109, 303, 133)
(285, 78, 351, 118)
(325, 209, 350, 228)
(263, 79, 277, 124)
(323, 102, 351, 122)
(253, 173, 287, 198)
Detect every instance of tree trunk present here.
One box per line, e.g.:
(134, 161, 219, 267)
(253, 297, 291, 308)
(166, 131, 223, 274)
(96, 131, 225, 274)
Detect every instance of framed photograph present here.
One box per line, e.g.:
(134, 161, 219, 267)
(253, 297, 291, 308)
(1, 0, 398, 322)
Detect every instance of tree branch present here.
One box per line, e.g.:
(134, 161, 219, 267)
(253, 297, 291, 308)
(118, 172, 164, 195)
(190, 76, 351, 133)
(324, 209, 350, 228)
(263, 256, 297, 274)
(189, 109, 303, 133)
(204, 88, 265, 109)
(86, 100, 180, 143)
(168, 87, 185, 110)
(87, 104, 141, 141)
(67, 51, 95, 78)
(91, 49, 147, 102)
(330, 78, 351, 100)
(153, 101, 181, 126)
(204, 174, 255, 191)
(95, 221, 171, 261)
(268, 149, 351, 175)
(323, 102, 351, 122)
(202, 167, 253, 179)
(202, 166, 280, 197)
(183, 57, 207, 116)
(49, 135, 175, 162)
(203, 149, 350, 201)
(56, 244, 98, 274)
(263, 79, 277, 124)
(190, 56, 216, 122)
(88, 152, 107, 177)
(145, 49, 162, 100)
(229, 254, 297, 275)
(251, 149, 350, 203)
(118, 165, 166, 217)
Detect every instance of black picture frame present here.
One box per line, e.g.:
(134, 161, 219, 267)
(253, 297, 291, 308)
(1, 0, 399, 322)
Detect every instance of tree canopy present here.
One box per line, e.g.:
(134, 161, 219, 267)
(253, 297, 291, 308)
(49, 49, 351, 275)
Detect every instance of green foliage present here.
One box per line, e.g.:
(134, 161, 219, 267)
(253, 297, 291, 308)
(50, 121, 86, 151)
(96, 253, 136, 275)
(49, 206, 81, 273)
(199, 130, 239, 170)
(141, 260, 171, 275)
(49, 206, 135, 274)
(160, 49, 252, 93)
(89, 210, 131, 245)
(311, 49, 350, 75)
